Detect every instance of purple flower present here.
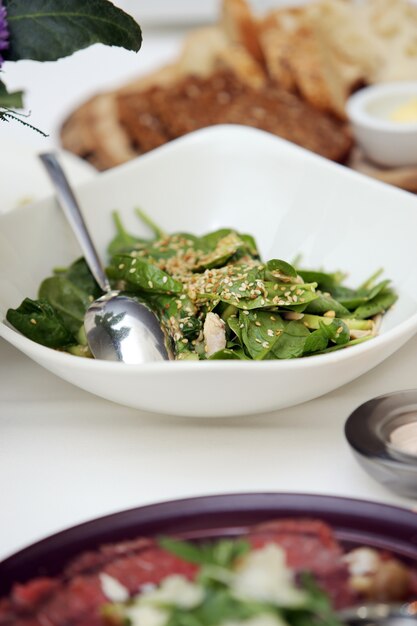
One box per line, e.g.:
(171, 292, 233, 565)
(0, 2, 9, 67)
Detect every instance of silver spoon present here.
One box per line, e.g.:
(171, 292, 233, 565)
(39, 153, 172, 363)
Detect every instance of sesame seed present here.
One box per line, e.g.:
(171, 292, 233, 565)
(267, 329, 274, 337)
(255, 321, 261, 327)
(118, 264, 125, 270)
(162, 276, 168, 283)
(270, 315, 276, 321)
(129, 268, 136, 274)
(324, 310, 336, 318)
(255, 338, 262, 344)
(148, 280, 154, 288)
(262, 341, 270, 348)
(243, 310, 250, 315)
(30, 318, 37, 325)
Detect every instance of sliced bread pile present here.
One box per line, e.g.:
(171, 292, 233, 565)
(61, 0, 417, 171)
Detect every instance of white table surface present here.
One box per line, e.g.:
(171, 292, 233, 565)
(1, 15, 417, 566)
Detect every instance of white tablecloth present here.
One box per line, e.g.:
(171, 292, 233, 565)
(1, 20, 416, 565)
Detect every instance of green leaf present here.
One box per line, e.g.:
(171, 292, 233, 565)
(353, 288, 398, 319)
(304, 292, 350, 318)
(266, 259, 298, 279)
(0, 80, 24, 108)
(270, 320, 310, 359)
(159, 538, 249, 568)
(6, 298, 75, 348)
(4, 0, 142, 62)
(107, 254, 183, 294)
(296, 269, 345, 292)
(208, 348, 249, 360)
(38, 275, 92, 335)
(55, 257, 102, 300)
(240, 310, 286, 359)
(107, 211, 153, 256)
(135, 207, 166, 240)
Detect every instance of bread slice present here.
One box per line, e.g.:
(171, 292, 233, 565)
(117, 70, 352, 163)
(221, 0, 265, 65)
(259, 9, 303, 91)
(60, 94, 137, 170)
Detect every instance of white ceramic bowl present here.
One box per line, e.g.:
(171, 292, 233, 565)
(346, 82, 417, 168)
(1, 126, 417, 418)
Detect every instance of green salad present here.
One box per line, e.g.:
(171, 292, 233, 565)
(102, 537, 342, 626)
(6, 210, 397, 360)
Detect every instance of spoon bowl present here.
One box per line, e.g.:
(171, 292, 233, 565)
(39, 153, 171, 363)
(85, 291, 172, 363)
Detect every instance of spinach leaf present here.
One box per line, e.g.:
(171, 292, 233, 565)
(303, 319, 349, 354)
(39, 276, 92, 335)
(55, 257, 102, 300)
(240, 311, 309, 360)
(240, 311, 286, 359)
(208, 348, 249, 360)
(304, 292, 350, 318)
(6, 298, 75, 348)
(353, 288, 397, 319)
(266, 259, 298, 280)
(107, 254, 182, 294)
(135, 208, 166, 240)
(296, 269, 346, 292)
(107, 211, 152, 256)
(270, 320, 310, 359)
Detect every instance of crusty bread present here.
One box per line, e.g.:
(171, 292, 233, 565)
(60, 94, 136, 171)
(221, 0, 265, 65)
(117, 70, 352, 163)
(259, 9, 303, 91)
(258, 3, 367, 119)
(60, 0, 417, 184)
(288, 23, 350, 120)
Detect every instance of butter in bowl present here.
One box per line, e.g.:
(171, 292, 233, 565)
(346, 82, 417, 168)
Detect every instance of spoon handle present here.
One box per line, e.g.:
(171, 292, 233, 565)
(39, 153, 111, 294)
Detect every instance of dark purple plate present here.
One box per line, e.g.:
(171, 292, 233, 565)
(1, 493, 417, 597)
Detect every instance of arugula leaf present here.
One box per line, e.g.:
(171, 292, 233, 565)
(159, 538, 250, 569)
(4, 0, 142, 62)
(6, 298, 75, 348)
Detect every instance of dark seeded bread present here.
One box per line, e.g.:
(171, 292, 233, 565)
(117, 70, 352, 162)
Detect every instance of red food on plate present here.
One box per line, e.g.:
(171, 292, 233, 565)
(0, 518, 415, 626)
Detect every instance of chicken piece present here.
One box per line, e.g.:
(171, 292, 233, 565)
(203, 312, 226, 357)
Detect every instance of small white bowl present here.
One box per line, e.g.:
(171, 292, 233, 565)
(346, 82, 417, 168)
(1, 126, 417, 418)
